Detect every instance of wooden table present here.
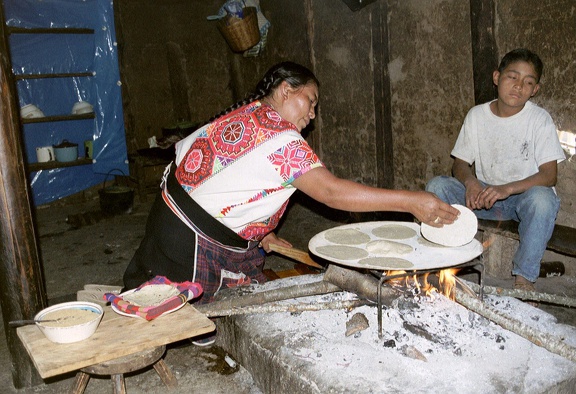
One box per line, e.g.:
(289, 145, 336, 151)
(17, 304, 215, 379)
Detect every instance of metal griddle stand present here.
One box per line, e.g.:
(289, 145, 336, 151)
(373, 257, 485, 339)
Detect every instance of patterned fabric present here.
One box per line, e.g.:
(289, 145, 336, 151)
(193, 236, 266, 304)
(174, 100, 324, 240)
(104, 276, 203, 321)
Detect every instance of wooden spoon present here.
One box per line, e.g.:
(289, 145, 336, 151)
(268, 244, 324, 269)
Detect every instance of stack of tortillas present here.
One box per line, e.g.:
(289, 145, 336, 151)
(121, 284, 180, 307)
(420, 204, 478, 247)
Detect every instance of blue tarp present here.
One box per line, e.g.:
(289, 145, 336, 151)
(4, 0, 129, 206)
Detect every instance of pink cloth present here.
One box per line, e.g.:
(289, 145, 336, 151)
(103, 276, 203, 321)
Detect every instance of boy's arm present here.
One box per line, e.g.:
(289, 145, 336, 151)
(474, 160, 558, 210)
(452, 158, 484, 210)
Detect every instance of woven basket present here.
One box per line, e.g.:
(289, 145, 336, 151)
(217, 7, 260, 53)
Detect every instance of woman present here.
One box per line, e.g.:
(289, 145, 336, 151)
(123, 61, 459, 305)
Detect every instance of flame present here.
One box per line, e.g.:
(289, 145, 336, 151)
(438, 268, 459, 300)
(421, 273, 436, 297)
(383, 268, 460, 300)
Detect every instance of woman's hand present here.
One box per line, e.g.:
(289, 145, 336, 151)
(259, 233, 292, 253)
(408, 191, 460, 227)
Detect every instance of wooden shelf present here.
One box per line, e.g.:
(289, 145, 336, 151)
(7, 27, 94, 35)
(27, 158, 93, 173)
(15, 72, 94, 80)
(22, 113, 95, 124)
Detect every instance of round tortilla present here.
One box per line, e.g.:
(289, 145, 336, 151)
(371, 224, 417, 240)
(420, 204, 478, 247)
(324, 228, 371, 245)
(357, 257, 414, 269)
(417, 236, 448, 248)
(122, 284, 179, 307)
(315, 245, 369, 260)
(365, 240, 413, 256)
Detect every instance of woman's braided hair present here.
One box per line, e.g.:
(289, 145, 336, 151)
(157, 61, 318, 148)
(209, 61, 319, 121)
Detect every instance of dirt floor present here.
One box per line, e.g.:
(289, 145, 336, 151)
(1, 190, 575, 393)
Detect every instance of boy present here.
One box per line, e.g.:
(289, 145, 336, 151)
(426, 48, 565, 294)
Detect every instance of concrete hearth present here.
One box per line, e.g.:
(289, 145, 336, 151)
(216, 275, 576, 394)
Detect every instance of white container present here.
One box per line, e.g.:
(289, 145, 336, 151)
(34, 301, 103, 344)
(36, 146, 55, 162)
(20, 104, 45, 119)
(71, 101, 94, 115)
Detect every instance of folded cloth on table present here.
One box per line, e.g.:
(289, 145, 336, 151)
(103, 276, 203, 321)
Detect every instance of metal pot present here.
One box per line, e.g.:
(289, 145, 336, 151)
(53, 140, 78, 162)
(98, 169, 134, 215)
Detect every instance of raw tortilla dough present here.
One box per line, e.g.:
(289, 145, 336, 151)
(417, 236, 448, 248)
(358, 257, 414, 269)
(420, 204, 478, 247)
(371, 224, 417, 240)
(365, 240, 413, 256)
(324, 228, 371, 245)
(315, 245, 369, 260)
(122, 284, 179, 307)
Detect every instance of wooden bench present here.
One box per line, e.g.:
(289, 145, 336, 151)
(477, 219, 576, 278)
(477, 220, 576, 257)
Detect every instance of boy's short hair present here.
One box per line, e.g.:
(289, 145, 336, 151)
(498, 48, 544, 82)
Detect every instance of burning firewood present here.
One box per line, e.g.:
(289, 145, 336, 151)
(454, 287, 576, 363)
(456, 277, 576, 307)
(198, 299, 369, 317)
(196, 279, 342, 316)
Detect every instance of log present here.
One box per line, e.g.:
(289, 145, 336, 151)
(457, 278, 576, 307)
(455, 288, 576, 363)
(195, 279, 341, 315)
(199, 299, 370, 317)
(322, 264, 398, 304)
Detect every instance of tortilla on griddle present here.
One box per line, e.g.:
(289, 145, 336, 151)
(371, 224, 417, 240)
(324, 228, 371, 245)
(365, 240, 413, 256)
(315, 245, 369, 260)
(358, 257, 414, 269)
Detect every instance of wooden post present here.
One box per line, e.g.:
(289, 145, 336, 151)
(470, 0, 499, 105)
(0, 4, 48, 388)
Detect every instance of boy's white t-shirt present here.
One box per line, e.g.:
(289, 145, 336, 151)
(451, 100, 565, 186)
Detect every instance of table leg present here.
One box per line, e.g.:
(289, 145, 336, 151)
(153, 358, 178, 388)
(111, 373, 126, 394)
(68, 371, 90, 394)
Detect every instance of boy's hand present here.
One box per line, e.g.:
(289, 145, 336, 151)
(474, 185, 510, 209)
(464, 181, 485, 210)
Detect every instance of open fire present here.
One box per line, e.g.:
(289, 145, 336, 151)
(384, 268, 460, 300)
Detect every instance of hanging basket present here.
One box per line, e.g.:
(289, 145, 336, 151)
(217, 7, 260, 53)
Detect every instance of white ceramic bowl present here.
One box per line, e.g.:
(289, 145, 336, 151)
(71, 101, 94, 115)
(34, 301, 103, 344)
(20, 104, 45, 119)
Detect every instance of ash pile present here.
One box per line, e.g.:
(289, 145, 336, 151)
(208, 269, 576, 394)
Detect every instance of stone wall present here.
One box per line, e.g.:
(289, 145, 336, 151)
(114, 0, 575, 228)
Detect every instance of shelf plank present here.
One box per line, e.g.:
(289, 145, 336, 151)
(27, 158, 93, 173)
(22, 113, 95, 124)
(7, 27, 94, 35)
(15, 72, 94, 80)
